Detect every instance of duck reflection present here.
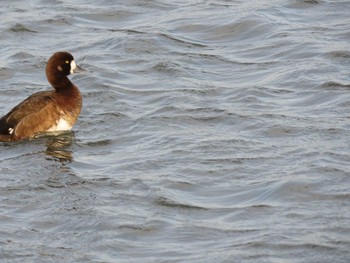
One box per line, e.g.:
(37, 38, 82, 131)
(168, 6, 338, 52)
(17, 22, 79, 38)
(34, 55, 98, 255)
(44, 131, 75, 162)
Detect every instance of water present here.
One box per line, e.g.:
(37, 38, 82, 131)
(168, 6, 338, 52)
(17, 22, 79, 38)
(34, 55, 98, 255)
(1, 0, 350, 262)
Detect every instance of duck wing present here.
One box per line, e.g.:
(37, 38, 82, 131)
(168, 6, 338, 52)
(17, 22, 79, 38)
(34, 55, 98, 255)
(0, 91, 59, 139)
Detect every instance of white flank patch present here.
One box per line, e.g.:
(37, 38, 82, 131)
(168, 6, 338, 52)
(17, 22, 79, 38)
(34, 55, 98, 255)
(48, 118, 72, 132)
(70, 60, 76, 74)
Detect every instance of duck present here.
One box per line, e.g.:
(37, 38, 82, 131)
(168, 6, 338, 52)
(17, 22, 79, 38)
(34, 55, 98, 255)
(0, 51, 82, 142)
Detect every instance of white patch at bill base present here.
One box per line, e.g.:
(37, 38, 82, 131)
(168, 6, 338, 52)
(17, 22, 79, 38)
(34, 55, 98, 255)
(70, 60, 76, 74)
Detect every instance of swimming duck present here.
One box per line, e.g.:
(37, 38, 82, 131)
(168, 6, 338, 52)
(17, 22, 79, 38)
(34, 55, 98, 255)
(0, 51, 82, 142)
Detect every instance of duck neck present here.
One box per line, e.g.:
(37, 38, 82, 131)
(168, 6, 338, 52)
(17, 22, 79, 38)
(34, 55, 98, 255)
(48, 75, 74, 91)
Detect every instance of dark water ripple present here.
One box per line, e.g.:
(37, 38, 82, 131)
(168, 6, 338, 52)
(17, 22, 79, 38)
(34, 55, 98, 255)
(1, 0, 350, 262)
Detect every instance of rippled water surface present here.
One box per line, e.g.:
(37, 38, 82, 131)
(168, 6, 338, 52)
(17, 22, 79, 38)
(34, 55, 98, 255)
(1, 0, 350, 262)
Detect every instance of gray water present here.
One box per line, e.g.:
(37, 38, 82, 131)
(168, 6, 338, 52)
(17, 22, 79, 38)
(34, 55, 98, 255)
(1, 0, 350, 262)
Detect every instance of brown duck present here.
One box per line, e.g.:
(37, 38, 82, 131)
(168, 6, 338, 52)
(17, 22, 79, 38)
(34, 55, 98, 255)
(0, 51, 82, 142)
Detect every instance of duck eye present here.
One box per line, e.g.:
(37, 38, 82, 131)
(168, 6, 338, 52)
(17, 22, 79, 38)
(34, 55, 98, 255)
(65, 60, 70, 64)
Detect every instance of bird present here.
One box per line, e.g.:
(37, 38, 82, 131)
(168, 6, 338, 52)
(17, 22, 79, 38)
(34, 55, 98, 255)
(0, 51, 82, 142)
